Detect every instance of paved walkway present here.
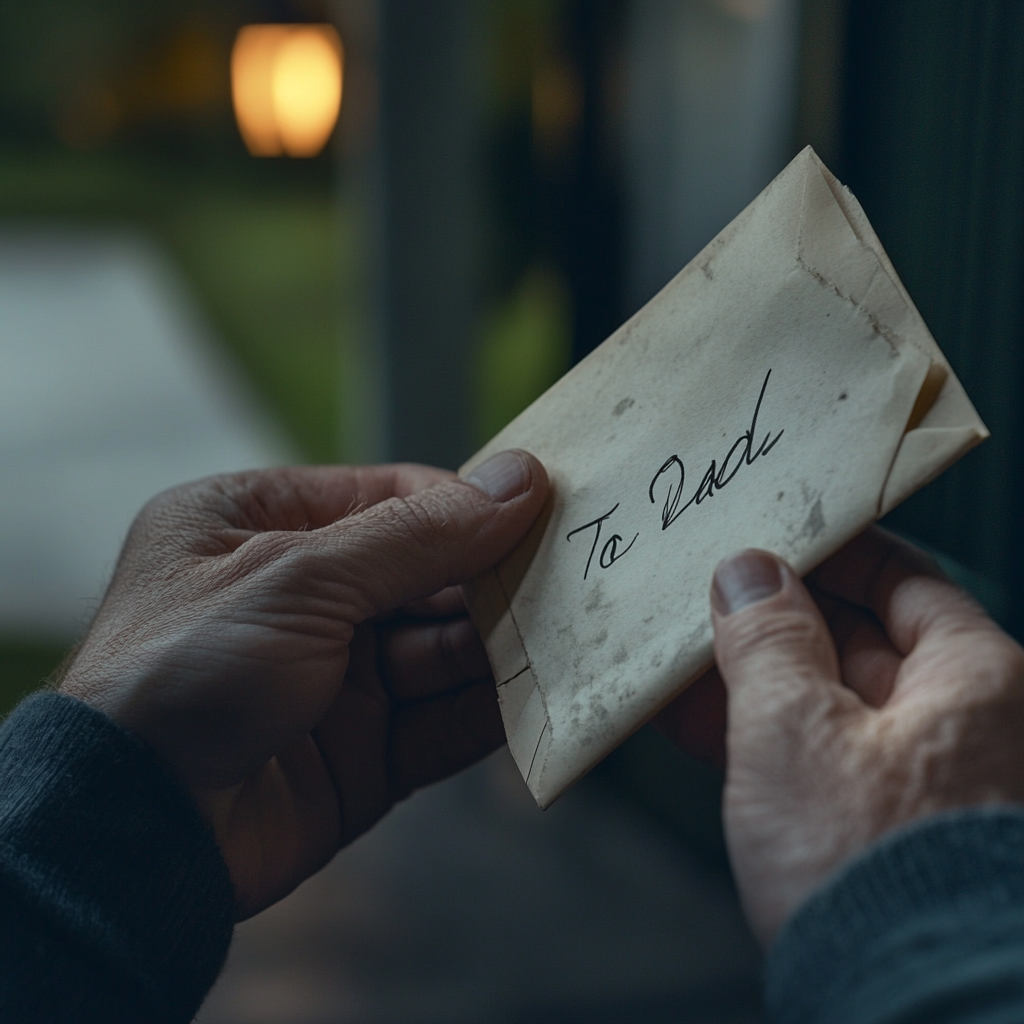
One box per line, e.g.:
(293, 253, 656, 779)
(0, 229, 293, 640)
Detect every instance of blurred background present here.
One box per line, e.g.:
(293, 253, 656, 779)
(0, 0, 1021, 1020)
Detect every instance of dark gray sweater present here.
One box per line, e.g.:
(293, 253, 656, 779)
(1, 692, 1022, 1022)
(0, 692, 233, 1022)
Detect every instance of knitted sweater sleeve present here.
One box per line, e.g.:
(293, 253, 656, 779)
(765, 807, 1024, 1024)
(0, 691, 235, 1024)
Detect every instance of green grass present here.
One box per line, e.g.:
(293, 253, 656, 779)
(166, 192, 347, 463)
(475, 263, 570, 444)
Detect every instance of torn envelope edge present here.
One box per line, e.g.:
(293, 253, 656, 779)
(462, 147, 989, 808)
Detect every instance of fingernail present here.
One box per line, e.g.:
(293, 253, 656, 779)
(466, 450, 531, 502)
(712, 550, 783, 615)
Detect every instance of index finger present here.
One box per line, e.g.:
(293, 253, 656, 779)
(809, 527, 991, 656)
(226, 463, 457, 529)
(145, 463, 457, 554)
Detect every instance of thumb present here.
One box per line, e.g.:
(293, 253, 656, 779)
(711, 550, 843, 712)
(312, 449, 548, 619)
(711, 550, 868, 948)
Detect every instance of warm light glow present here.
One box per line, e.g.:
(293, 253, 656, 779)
(231, 24, 343, 157)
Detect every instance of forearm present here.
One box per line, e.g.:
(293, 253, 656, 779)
(765, 808, 1024, 1024)
(0, 692, 234, 1023)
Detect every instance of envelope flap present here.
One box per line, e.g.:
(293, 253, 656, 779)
(810, 152, 988, 434)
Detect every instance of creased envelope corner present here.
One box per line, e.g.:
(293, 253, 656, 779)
(461, 566, 558, 804)
(462, 147, 989, 809)
(880, 425, 988, 517)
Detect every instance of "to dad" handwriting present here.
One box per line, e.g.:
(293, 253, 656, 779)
(565, 369, 784, 580)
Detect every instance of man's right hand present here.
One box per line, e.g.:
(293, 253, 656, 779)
(662, 527, 1024, 947)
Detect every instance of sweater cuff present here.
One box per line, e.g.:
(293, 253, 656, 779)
(765, 807, 1024, 1024)
(0, 691, 235, 1021)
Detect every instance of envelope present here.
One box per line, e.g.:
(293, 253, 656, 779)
(460, 147, 988, 809)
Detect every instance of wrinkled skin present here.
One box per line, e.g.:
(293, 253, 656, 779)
(61, 455, 548, 919)
(659, 527, 1024, 946)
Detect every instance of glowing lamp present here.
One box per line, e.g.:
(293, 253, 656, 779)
(232, 24, 343, 157)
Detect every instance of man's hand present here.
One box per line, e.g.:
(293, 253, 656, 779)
(60, 451, 547, 919)
(661, 528, 1024, 947)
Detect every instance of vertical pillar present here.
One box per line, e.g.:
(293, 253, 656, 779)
(336, 0, 481, 468)
(378, 0, 482, 467)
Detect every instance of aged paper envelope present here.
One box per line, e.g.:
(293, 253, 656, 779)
(460, 147, 988, 809)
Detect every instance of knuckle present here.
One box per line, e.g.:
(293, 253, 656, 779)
(128, 476, 247, 552)
(239, 529, 300, 568)
(137, 472, 272, 532)
(722, 606, 823, 661)
(118, 484, 210, 569)
(378, 494, 457, 552)
(131, 483, 196, 533)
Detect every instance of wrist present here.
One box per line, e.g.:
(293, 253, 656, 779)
(765, 806, 1024, 1024)
(0, 692, 235, 1018)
